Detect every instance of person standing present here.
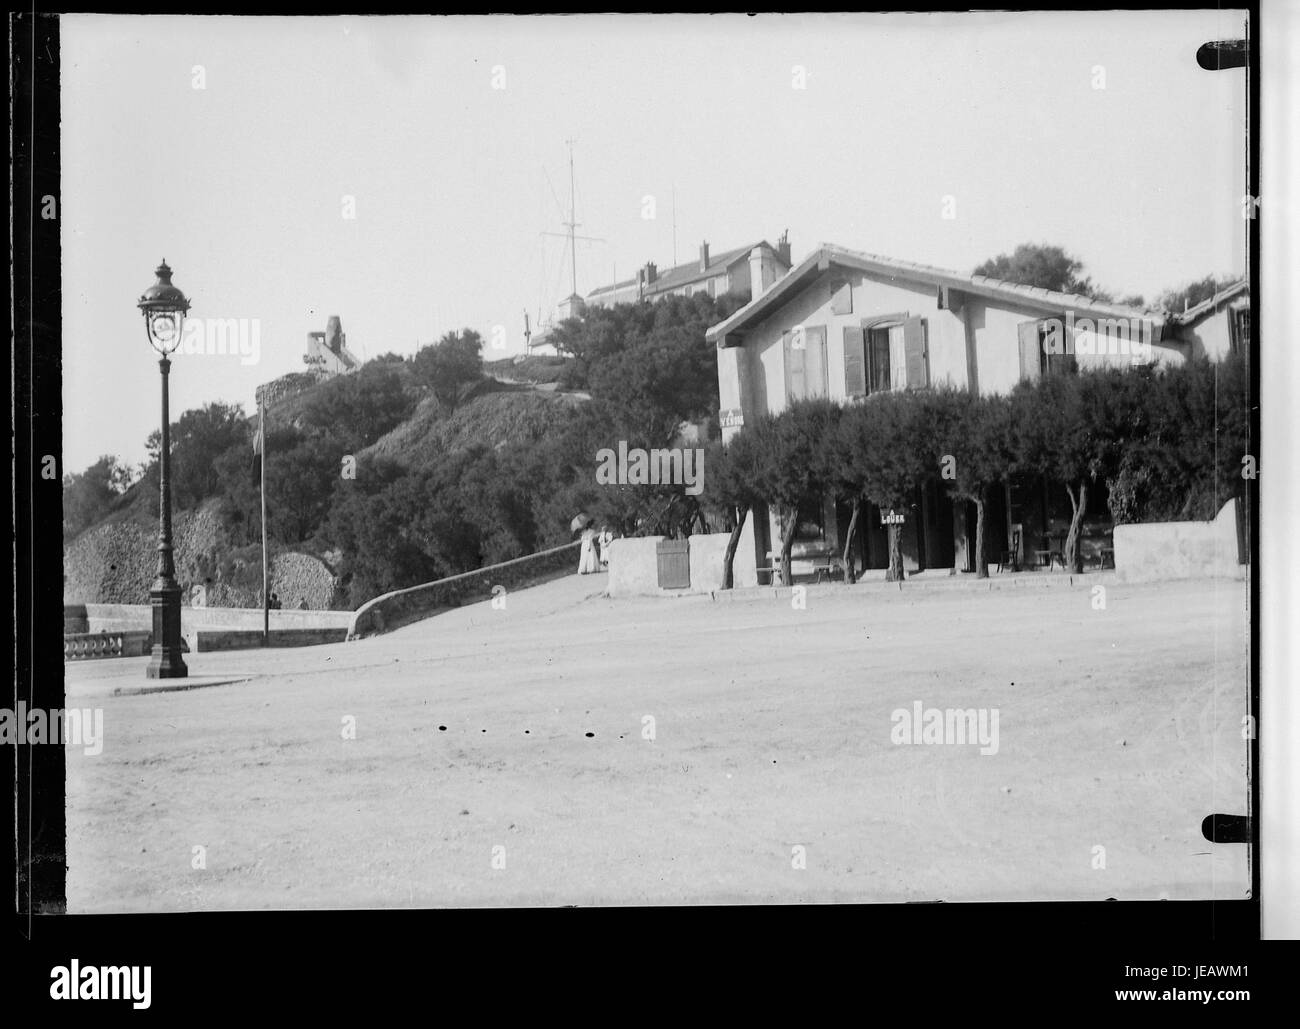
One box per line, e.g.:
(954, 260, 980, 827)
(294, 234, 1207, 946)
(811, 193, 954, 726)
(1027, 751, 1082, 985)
(578, 523, 601, 574)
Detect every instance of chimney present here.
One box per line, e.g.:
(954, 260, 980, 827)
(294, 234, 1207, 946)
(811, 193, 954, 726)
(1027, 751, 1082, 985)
(644, 261, 657, 286)
(326, 315, 344, 354)
(699, 241, 710, 273)
(749, 245, 773, 299)
(776, 230, 791, 266)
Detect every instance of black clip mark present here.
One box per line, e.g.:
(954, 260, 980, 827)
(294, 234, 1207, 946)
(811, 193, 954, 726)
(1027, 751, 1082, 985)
(1201, 813, 1251, 844)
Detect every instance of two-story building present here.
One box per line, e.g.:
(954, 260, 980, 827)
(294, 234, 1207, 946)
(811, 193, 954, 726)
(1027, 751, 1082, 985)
(706, 244, 1243, 583)
(527, 234, 796, 356)
(585, 233, 794, 310)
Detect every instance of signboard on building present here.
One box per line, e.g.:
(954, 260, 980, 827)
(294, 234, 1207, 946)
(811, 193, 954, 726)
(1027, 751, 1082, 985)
(881, 509, 905, 526)
(719, 408, 744, 429)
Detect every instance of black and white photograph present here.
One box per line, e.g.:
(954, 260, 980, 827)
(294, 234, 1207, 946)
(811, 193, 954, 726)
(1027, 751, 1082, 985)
(10, 3, 1299, 1006)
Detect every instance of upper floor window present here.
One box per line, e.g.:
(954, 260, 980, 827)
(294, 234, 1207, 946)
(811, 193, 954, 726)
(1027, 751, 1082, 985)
(843, 315, 929, 397)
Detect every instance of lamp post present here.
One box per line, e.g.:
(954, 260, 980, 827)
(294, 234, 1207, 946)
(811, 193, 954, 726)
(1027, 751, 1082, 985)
(138, 260, 190, 679)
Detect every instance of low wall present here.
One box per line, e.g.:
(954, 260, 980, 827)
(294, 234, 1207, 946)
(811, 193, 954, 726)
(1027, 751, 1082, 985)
(608, 530, 758, 597)
(195, 628, 349, 652)
(1113, 500, 1245, 583)
(84, 604, 354, 652)
(348, 541, 581, 639)
(607, 537, 665, 596)
(85, 604, 352, 631)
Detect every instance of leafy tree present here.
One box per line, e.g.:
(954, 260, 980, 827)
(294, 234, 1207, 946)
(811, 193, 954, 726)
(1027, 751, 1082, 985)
(749, 401, 841, 586)
(835, 393, 933, 582)
(924, 389, 1015, 578)
(1106, 354, 1248, 523)
(62, 454, 133, 540)
(549, 293, 746, 441)
(143, 401, 248, 511)
(702, 435, 766, 588)
(1008, 374, 1096, 573)
(410, 329, 484, 411)
(320, 457, 440, 605)
(974, 243, 1108, 300)
(297, 362, 418, 451)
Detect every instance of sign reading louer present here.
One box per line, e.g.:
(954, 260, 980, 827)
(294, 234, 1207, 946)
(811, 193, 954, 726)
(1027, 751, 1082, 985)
(720, 409, 744, 429)
(881, 509, 905, 525)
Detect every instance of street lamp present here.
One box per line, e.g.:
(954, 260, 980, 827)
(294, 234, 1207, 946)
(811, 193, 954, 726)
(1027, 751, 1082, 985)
(138, 259, 190, 679)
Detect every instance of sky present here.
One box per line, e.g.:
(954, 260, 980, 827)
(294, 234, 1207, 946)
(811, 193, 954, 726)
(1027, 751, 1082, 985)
(61, 10, 1249, 474)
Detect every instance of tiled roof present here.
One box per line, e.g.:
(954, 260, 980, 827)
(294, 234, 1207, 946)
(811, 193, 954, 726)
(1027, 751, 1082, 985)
(706, 244, 1163, 342)
(646, 241, 772, 294)
(1171, 280, 1248, 326)
(587, 239, 781, 300)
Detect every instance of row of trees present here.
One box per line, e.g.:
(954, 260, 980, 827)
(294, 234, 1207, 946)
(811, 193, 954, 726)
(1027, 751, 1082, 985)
(708, 354, 1249, 585)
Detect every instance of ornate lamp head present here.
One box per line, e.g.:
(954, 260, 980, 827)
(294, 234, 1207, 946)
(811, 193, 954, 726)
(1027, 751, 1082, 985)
(137, 259, 191, 355)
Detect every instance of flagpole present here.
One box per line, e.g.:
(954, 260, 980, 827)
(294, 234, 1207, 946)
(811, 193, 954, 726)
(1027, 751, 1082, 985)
(260, 392, 269, 647)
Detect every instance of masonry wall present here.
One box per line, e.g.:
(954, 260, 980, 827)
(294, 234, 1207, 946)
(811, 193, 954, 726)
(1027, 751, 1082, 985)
(1113, 500, 1244, 583)
(607, 531, 757, 597)
(83, 603, 353, 653)
(606, 536, 664, 596)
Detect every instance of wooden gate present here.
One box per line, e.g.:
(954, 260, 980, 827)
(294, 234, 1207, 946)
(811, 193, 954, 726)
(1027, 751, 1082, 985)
(656, 539, 690, 589)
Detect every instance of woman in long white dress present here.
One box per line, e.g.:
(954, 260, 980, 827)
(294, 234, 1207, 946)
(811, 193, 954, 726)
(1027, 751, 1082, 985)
(597, 526, 614, 569)
(578, 526, 601, 574)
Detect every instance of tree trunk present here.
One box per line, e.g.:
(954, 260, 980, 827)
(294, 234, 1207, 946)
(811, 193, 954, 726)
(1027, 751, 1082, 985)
(842, 497, 861, 584)
(886, 522, 905, 582)
(779, 507, 799, 587)
(722, 505, 748, 589)
(1065, 480, 1088, 574)
(973, 492, 988, 579)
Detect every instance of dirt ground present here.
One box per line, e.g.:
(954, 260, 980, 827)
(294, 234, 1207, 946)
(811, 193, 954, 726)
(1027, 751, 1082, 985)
(65, 573, 1250, 910)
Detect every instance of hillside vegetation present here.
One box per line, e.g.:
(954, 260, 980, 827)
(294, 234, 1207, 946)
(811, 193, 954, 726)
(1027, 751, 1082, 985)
(64, 299, 734, 609)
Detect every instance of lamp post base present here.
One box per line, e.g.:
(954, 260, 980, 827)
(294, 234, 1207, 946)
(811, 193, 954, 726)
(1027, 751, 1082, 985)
(146, 583, 188, 679)
(146, 647, 188, 679)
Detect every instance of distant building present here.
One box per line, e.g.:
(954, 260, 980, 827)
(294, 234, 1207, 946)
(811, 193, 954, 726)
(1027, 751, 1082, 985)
(1168, 280, 1249, 360)
(527, 233, 795, 356)
(304, 315, 362, 376)
(585, 232, 794, 311)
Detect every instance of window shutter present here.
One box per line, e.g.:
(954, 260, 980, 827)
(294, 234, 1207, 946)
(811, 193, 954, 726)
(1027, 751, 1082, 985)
(805, 326, 828, 398)
(784, 330, 806, 401)
(843, 326, 866, 396)
(903, 316, 929, 388)
(1018, 321, 1041, 381)
(830, 278, 853, 315)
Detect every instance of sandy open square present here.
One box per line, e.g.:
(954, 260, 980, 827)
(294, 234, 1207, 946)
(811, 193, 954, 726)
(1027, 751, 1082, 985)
(65, 573, 1250, 910)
